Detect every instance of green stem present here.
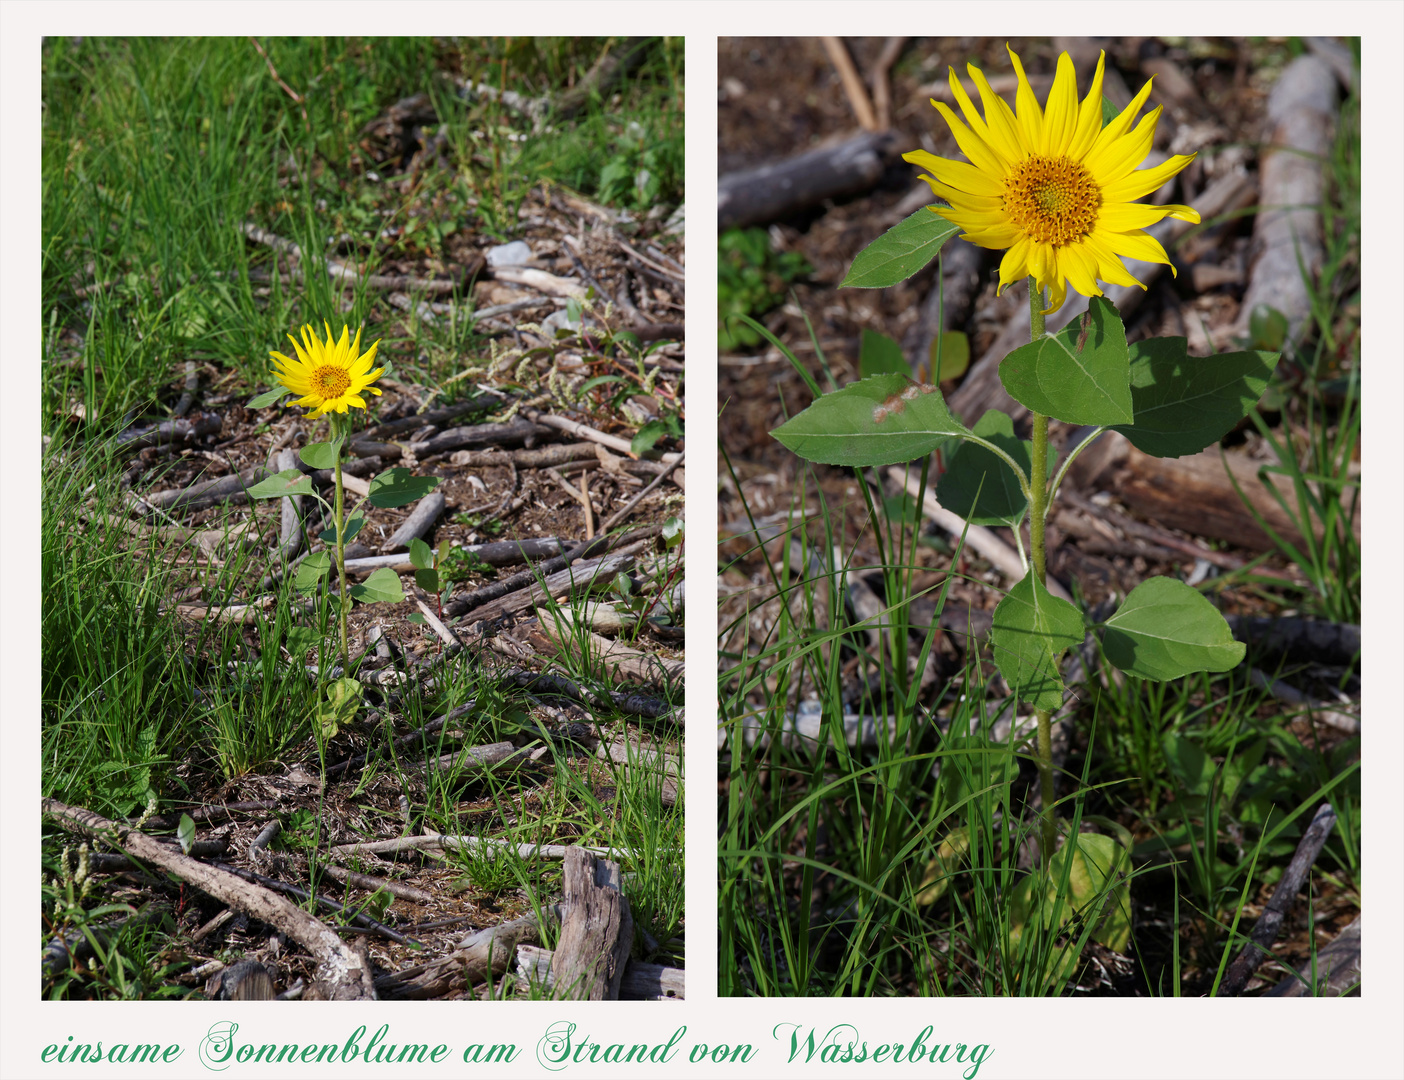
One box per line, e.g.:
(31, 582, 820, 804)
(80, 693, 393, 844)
(331, 414, 350, 671)
(1027, 276, 1057, 868)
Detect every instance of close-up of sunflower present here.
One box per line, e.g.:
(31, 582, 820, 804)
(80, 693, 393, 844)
(906, 44, 1201, 313)
(271, 320, 384, 417)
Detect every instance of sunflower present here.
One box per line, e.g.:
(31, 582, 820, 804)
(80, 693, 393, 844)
(905, 45, 1200, 314)
(271, 321, 384, 417)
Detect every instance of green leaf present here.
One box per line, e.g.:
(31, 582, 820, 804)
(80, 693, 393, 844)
(408, 613, 428, 625)
(999, 296, 1133, 425)
(293, 552, 331, 593)
(1109, 339, 1279, 458)
(1249, 303, 1289, 351)
(1008, 832, 1132, 957)
(578, 374, 627, 396)
(859, 329, 907, 378)
(1101, 576, 1246, 681)
(176, 813, 196, 856)
(248, 386, 290, 409)
(1161, 732, 1214, 797)
(936, 409, 1031, 526)
(840, 209, 961, 289)
(246, 469, 315, 500)
(989, 570, 1084, 712)
(771, 373, 969, 468)
(1100, 95, 1119, 128)
(414, 568, 440, 594)
(282, 625, 324, 661)
(313, 677, 362, 740)
(408, 537, 434, 571)
(930, 330, 969, 383)
(630, 419, 668, 456)
(299, 438, 344, 470)
(318, 513, 365, 546)
(915, 826, 971, 907)
(350, 567, 404, 604)
(367, 468, 440, 509)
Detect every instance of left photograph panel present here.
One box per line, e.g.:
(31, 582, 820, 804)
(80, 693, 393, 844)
(41, 36, 684, 1002)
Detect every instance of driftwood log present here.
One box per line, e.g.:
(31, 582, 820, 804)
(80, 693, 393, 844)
(1231, 55, 1338, 343)
(549, 847, 633, 1000)
(1264, 913, 1360, 997)
(1217, 802, 1338, 996)
(373, 912, 554, 999)
(529, 617, 684, 688)
(381, 491, 445, 554)
(515, 944, 684, 1001)
(718, 130, 896, 231)
(42, 799, 375, 1000)
(1080, 432, 1358, 553)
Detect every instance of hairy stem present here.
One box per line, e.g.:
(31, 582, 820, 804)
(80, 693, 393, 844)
(331, 415, 350, 671)
(1028, 277, 1057, 867)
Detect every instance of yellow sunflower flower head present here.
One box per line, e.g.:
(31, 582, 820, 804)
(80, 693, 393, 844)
(270, 321, 384, 418)
(904, 44, 1201, 314)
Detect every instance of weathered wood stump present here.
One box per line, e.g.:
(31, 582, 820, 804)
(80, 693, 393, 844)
(548, 847, 633, 1000)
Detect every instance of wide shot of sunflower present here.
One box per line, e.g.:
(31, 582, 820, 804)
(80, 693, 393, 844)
(271, 321, 385, 417)
(905, 44, 1200, 314)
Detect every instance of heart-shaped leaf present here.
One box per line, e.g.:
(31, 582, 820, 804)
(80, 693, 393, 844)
(771, 373, 969, 468)
(367, 468, 440, 509)
(1109, 339, 1279, 458)
(299, 438, 344, 470)
(999, 296, 1133, 425)
(318, 513, 365, 546)
(350, 566, 404, 604)
(936, 409, 1031, 526)
(840, 209, 960, 289)
(246, 469, 315, 500)
(408, 537, 434, 571)
(1101, 576, 1246, 680)
(293, 552, 331, 593)
(989, 570, 1084, 712)
(314, 677, 362, 740)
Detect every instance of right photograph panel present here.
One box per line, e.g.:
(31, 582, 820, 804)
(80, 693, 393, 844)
(717, 36, 1361, 998)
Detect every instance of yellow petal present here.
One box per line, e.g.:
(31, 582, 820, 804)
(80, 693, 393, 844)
(999, 237, 1033, 290)
(1100, 227, 1174, 269)
(904, 149, 1006, 198)
(1082, 232, 1145, 289)
(1086, 76, 1155, 162)
(1067, 52, 1107, 160)
(1057, 242, 1103, 299)
(1042, 52, 1080, 157)
(947, 68, 1013, 172)
(932, 100, 1007, 179)
(1084, 106, 1162, 186)
(1100, 154, 1196, 204)
(968, 63, 1026, 161)
(1098, 201, 1195, 232)
(1006, 45, 1044, 155)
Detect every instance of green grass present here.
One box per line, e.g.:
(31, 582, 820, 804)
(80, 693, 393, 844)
(1219, 46, 1360, 623)
(41, 36, 684, 1001)
(42, 36, 684, 434)
(718, 457, 1359, 996)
